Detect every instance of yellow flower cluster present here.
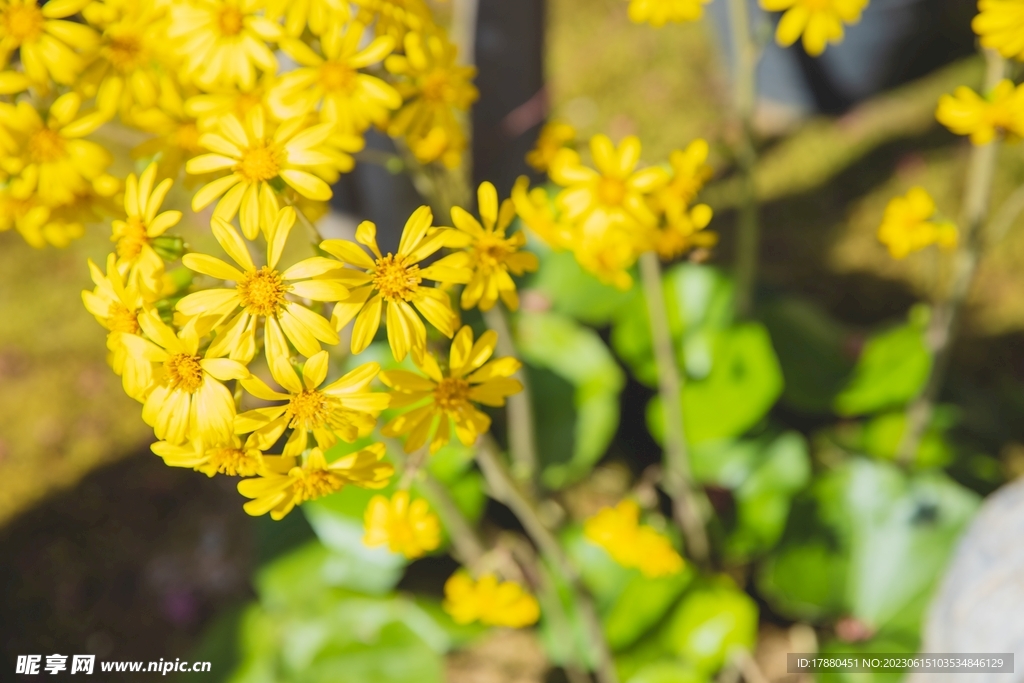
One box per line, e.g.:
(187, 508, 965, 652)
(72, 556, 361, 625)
(584, 500, 685, 577)
(759, 0, 869, 57)
(443, 570, 541, 628)
(973, 0, 1024, 61)
(877, 187, 958, 260)
(936, 79, 1024, 145)
(363, 490, 440, 558)
(515, 129, 715, 289)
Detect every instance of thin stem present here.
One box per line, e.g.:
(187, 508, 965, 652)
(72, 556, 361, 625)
(727, 0, 761, 317)
(985, 181, 1024, 245)
(398, 445, 430, 490)
(483, 305, 539, 488)
(638, 251, 710, 565)
(476, 437, 619, 683)
(896, 50, 1006, 465)
(280, 193, 325, 243)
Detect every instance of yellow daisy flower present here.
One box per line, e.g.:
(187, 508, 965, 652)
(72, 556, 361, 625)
(320, 206, 470, 360)
(936, 79, 1024, 145)
(124, 310, 249, 446)
(652, 138, 713, 221)
(510, 176, 574, 250)
(525, 120, 575, 173)
(973, 0, 1024, 60)
(269, 20, 401, 133)
(0, 0, 98, 85)
(385, 30, 478, 167)
(265, 0, 349, 36)
(130, 76, 205, 179)
(177, 209, 345, 362)
(448, 181, 539, 312)
(627, 0, 711, 26)
(185, 71, 277, 131)
(584, 500, 684, 578)
(111, 161, 182, 299)
(380, 325, 522, 453)
(574, 228, 639, 290)
(167, 0, 282, 91)
(236, 349, 390, 457)
(443, 571, 540, 628)
(653, 203, 716, 261)
(82, 253, 153, 401)
(237, 444, 394, 520)
(759, 0, 869, 57)
(877, 187, 958, 260)
(186, 107, 336, 240)
(549, 133, 668, 237)
(151, 433, 265, 477)
(0, 93, 114, 207)
(363, 490, 441, 558)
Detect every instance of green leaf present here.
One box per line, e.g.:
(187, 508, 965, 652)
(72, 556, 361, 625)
(564, 526, 635, 611)
(859, 408, 956, 469)
(625, 661, 709, 683)
(604, 570, 693, 651)
(528, 245, 637, 325)
(834, 318, 931, 416)
(516, 311, 626, 488)
(756, 542, 848, 621)
(818, 637, 917, 683)
(660, 580, 758, 676)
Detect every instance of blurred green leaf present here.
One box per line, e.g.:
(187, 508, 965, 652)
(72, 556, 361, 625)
(516, 311, 626, 488)
(859, 408, 957, 469)
(564, 525, 634, 611)
(660, 580, 758, 676)
(757, 542, 848, 621)
(528, 245, 637, 325)
(604, 569, 693, 651)
(834, 319, 931, 416)
(818, 636, 917, 683)
(625, 661, 708, 683)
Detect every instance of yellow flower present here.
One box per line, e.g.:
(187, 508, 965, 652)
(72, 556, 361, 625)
(167, 0, 282, 91)
(363, 490, 441, 558)
(653, 203, 716, 261)
(269, 21, 401, 133)
(574, 228, 639, 290)
(237, 444, 394, 520)
(525, 120, 575, 173)
(584, 500, 684, 578)
(759, 0, 868, 57)
(627, 0, 710, 26)
(177, 209, 345, 362)
(443, 571, 540, 628)
(236, 349, 390, 457)
(185, 71, 276, 131)
(0, 93, 114, 206)
(549, 134, 668, 237)
(124, 310, 249, 445)
(510, 176, 574, 251)
(0, 0, 98, 84)
(973, 0, 1024, 60)
(0, 189, 87, 248)
(352, 0, 433, 41)
(265, 0, 349, 36)
(111, 161, 182, 299)
(877, 187, 958, 260)
(380, 325, 522, 453)
(385, 30, 478, 168)
(187, 107, 337, 240)
(320, 206, 469, 360)
(447, 181, 539, 312)
(652, 139, 713, 221)
(151, 433, 265, 477)
(936, 79, 1024, 145)
(130, 76, 205, 178)
(82, 253, 153, 400)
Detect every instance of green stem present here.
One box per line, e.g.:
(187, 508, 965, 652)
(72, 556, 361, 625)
(896, 50, 1005, 465)
(638, 251, 710, 565)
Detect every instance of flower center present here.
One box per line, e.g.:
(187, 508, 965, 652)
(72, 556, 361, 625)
(115, 216, 149, 260)
(235, 140, 281, 183)
(28, 128, 65, 163)
(107, 303, 140, 334)
(237, 266, 286, 317)
(217, 6, 244, 36)
(434, 377, 470, 412)
(287, 389, 330, 429)
(473, 237, 510, 271)
(208, 446, 261, 477)
(373, 254, 421, 301)
(3, 3, 44, 44)
(293, 467, 344, 502)
(165, 353, 204, 393)
(319, 62, 357, 93)
(421, 70, 452, 103)
(106, 33, 145, 71)
(174, 122, 203, 153)
(597, 177, 626, 206)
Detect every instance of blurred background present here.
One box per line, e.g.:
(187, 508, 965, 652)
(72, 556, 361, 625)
(5, 0, 1024, 680)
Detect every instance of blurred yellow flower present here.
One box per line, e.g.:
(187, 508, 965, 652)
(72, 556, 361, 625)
(936, 79, 1024, 145)
(238, 444, 393, 520)
(186, 107, 335, 240)
(130, 76, 205, 178)
(511, 176, 574, 250)
(320, 206, 469, 360)
(111, 161, 181, 298)
(185, 72, 277, 131)
(443, 571, 540, 628)
(266, 0, 349, 36)
(271, 21, 401, 133)
(627, 0, 710, 26)
(448, 181, 540, 312)
(574, 228, 639, 290)
(877, 187, 957, 259)
(584, 500, 684, 577)
(124, 310, 249, 445)
(759, 0, 868, 57)
(380, 325, 522, 453)
(973, 0, 1024, 60)
(177, 210, 345, 362)
(0, 0, 98, 84)
(168, 0, 281, 91)
(653, 203, 716, 261)
(237, 350, 390, 456)
(525, 120, 575, 173)
(353, 0, 433, 41)
(363, 490, 441, 558)
(151, 433, 265, 477)
(653, 139, 713, 221)
(0, 190, 87, 248)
